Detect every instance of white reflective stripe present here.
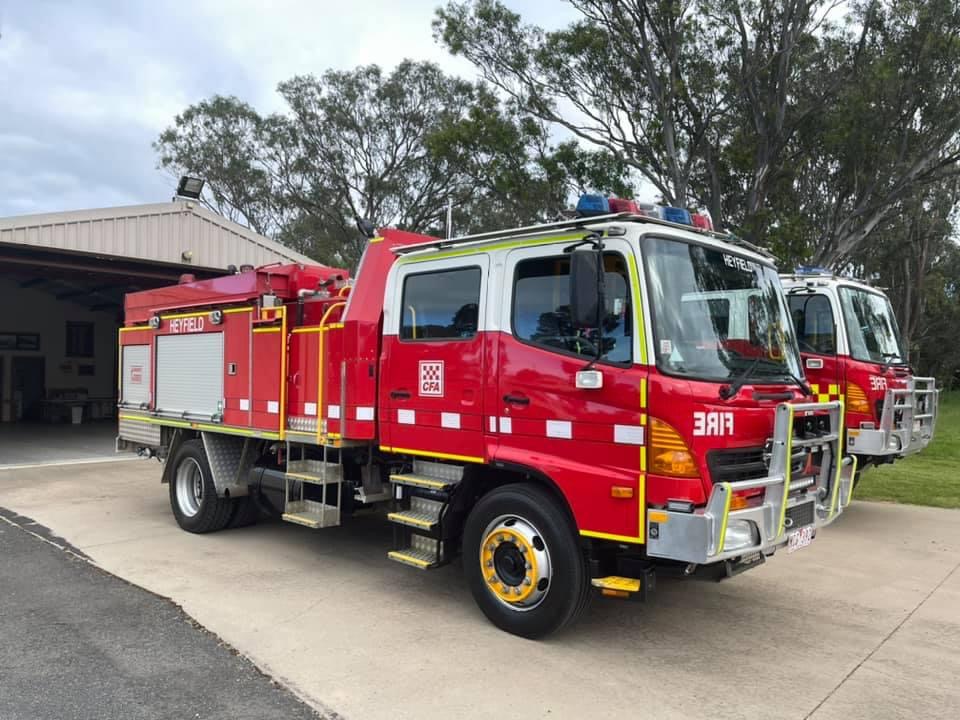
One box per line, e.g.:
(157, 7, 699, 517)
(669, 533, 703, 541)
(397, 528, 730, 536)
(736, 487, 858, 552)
(546, 420, 572, 439)
(267, 401, 279, 414)
(614, 424, 645, 445)
(489, 416, 497, 433)
(441, 412, 461, 429)
(328, 405, 341, 419)
(499, 417, 512, 434)
(356, 406, 375, 421)
(304, 402, 317, 416)
(398, 409, 416, 425)
(238, 398, 250, 411)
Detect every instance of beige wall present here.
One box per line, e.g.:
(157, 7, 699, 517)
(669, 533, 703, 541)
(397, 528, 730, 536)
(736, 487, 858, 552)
(0, 276, 118, 422)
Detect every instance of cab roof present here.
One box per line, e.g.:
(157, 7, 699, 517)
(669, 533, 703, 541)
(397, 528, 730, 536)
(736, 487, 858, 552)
(392, 212, 777, 267)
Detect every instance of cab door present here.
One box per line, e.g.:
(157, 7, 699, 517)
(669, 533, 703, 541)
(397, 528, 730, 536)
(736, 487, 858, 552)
(379, 255, 490, 461)
(493, 239, 648, 541)
(788, 292, 842, 401)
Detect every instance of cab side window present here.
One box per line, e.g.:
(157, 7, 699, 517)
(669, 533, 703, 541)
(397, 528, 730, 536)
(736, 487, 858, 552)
(788, 294, 835, 354)
(401, 267, 481, 341)
(513, 252, 632, 363)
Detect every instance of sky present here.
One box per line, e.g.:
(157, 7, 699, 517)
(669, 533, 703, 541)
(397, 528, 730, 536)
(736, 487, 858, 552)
(0, 0, 580, 219)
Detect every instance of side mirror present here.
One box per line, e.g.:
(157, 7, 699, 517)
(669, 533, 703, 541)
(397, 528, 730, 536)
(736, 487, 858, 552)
(569, 250, 601, 329)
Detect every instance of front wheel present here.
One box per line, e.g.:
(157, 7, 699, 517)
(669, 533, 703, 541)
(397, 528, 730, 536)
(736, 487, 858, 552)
(168, 439, 233, 533)
(463, 483, 589, 638)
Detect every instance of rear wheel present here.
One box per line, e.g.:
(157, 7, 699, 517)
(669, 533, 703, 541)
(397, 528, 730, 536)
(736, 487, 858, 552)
(168, 439, 233, 533)
(463, 483, 589, 638)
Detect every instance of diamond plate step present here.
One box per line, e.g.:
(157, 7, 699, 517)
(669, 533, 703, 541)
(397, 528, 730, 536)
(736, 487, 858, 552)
(389, 473, 459, 491)
(387, 496, 443, 531)
(387, 533, 443, 569)
(282, 500, 340, 528)
(286, 459, 343, 485)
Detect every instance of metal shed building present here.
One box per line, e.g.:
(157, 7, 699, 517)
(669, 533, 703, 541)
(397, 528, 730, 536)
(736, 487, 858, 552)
(0, 200, 312, 443)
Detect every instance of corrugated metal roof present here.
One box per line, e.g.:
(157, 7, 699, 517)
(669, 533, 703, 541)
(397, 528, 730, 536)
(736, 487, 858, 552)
(0, 201, 316, 270)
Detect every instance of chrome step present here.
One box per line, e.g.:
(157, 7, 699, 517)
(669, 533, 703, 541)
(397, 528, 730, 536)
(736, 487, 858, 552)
(286, 458, 343, 485)
(388, 496, 443, 531)
(387, 534, 443, 569)
(282, 499, 340, 528)
(389, 473, 460, 491)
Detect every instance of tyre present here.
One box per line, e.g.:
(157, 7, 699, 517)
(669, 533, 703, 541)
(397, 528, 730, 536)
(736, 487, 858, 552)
(463, 483, 590, 638)
(226, 496, 260, 529)
(168, 439, 233, 533)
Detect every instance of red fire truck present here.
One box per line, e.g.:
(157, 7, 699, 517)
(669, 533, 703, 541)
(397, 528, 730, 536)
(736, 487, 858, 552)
(780, 270, 938, 478)
(117, 199, 855, 637)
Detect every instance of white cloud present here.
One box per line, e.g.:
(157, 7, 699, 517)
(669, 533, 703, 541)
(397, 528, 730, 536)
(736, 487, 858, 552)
(0, 0, 581, 218)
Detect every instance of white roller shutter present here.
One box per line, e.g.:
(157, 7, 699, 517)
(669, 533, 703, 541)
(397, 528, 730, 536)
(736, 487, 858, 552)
(155, 333, 224, 417)
(121, 344, 151, 406)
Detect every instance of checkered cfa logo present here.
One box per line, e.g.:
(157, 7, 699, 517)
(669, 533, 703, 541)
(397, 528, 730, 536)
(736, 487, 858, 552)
(419, 361, 444, 397)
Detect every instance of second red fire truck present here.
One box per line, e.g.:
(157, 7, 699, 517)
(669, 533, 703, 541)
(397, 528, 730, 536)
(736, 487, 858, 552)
(781, 270, 938, 479)
(117, 197, 855, 637)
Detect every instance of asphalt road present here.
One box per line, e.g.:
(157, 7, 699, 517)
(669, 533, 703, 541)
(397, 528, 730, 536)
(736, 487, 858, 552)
(1, 459, 959, 720)
(0, 510, 323, 720)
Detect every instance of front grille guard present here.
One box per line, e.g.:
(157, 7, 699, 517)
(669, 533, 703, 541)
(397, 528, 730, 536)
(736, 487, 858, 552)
(646, 400, 855, 565)
(878, 377, 939, 456)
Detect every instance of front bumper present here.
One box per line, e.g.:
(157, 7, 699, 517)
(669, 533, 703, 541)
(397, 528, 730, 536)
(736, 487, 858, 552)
(847, 377, 939, 458)
(646, 401, 855, 565)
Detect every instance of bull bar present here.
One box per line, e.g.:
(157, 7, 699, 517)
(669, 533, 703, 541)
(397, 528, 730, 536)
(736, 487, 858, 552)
(847, 376, 939, 457)
(646, 400, 856, 565)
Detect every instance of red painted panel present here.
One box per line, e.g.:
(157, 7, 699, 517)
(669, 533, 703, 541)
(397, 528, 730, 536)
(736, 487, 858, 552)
(222, 311, 252, 427)
(251, 332, 282, 432)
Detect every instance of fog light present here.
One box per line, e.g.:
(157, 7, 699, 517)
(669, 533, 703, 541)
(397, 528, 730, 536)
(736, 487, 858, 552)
(723, 520, 759, 553)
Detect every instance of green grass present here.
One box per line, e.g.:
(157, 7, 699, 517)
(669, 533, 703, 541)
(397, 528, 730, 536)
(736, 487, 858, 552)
(854, 391, 960, 509)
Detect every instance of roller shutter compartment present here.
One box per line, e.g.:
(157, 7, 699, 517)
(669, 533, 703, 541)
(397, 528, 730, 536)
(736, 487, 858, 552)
(155, 333, 224, 418)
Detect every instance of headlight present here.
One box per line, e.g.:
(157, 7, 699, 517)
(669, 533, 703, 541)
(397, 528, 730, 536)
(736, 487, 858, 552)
(724, 520, 759, 552)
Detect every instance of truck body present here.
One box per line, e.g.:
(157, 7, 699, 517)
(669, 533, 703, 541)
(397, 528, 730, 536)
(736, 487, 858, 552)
(118, 207, 854, 637)
(780, 271, 938, 473)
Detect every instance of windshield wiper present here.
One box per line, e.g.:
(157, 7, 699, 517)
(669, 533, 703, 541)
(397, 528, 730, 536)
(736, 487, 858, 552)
(880, 352, 901, 372)
(721, 358, 811, 400)
(719, 356, 761, 400)
(785, 371, 813, 397)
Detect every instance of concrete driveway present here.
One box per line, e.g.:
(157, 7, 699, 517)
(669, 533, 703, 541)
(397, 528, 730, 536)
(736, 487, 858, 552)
(1, 459, 958, 720)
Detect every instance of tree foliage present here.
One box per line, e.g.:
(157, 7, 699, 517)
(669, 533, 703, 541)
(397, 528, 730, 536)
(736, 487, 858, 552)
(156, 61, 629, 267)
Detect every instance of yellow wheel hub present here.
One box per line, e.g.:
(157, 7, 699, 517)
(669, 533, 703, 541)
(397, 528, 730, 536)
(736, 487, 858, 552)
(481, 526, 539, 604)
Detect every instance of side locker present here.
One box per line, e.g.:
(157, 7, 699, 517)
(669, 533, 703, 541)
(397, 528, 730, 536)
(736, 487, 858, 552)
(117, 327, 158, 448)
(249, 309, 285, 435)
(222, 308, 253, 428)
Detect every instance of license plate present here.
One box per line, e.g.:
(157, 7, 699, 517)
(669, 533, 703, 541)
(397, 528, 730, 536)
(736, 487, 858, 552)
(787, 526, 815, 553)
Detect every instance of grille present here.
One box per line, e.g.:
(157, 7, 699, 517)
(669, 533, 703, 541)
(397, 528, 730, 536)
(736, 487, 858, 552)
(785, 501, 814, 529)
(708, 447, 766, 484)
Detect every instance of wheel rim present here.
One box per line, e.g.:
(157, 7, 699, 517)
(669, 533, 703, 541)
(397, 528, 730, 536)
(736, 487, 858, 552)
(174, 457, 204, 517)
(480, 514, 552, 611)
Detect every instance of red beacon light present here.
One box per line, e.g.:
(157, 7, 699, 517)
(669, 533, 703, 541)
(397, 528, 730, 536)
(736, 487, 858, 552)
(691, 210, 713, 231)
(608, 197, 639, 214)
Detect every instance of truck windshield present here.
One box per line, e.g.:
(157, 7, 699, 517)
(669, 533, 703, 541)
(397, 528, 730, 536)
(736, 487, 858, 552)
(838, 286, 906, 364)
(645, 237, 802, 383)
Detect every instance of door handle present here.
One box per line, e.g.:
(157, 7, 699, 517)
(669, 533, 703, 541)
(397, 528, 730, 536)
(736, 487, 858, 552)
(391, 389, 411, 400)
(503, 393, 530, 406)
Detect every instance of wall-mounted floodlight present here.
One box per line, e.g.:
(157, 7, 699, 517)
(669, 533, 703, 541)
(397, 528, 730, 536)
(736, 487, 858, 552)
(176, 175, 205, 199)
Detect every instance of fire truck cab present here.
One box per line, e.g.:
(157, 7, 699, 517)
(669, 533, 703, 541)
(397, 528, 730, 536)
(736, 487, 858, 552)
(118, 202, 855, 637)
(780, 270, 938, 475)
